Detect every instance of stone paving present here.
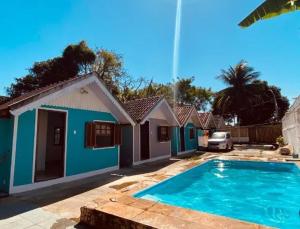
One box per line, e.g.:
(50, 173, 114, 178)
(0, 148, 297, 228)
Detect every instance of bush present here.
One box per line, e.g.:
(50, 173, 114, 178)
(276, 136, 286, 147)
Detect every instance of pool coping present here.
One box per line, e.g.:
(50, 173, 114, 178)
(80, 156, 279, 228)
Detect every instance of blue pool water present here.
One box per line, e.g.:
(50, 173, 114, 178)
(134, 160, 300, 228)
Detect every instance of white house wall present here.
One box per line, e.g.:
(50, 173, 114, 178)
(46, 85, 110, 113)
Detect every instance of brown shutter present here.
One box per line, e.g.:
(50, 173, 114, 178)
(167, 127, 171, 141)
(158, 126, 162, 142)
(114, 124, 122, 145)
(85, 122, 95, 148)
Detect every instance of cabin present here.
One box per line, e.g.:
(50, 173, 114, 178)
(0, 73, 134, 194)
(120, 96, 179, 166)
(172, 105, 203, 156)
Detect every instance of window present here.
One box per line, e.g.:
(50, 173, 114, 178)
(54, 127, 63, 145)
(95, 123, 114, 147)
(158, 126, 170, 142)
(85, 122, 122, 148)
(189, 128, 195, 139)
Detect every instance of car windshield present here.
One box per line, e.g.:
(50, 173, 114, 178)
(211, 133, 226, 139)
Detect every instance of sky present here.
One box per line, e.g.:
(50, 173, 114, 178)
(0, 0, 299, 103)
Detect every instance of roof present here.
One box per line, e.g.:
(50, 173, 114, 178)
(198, 112, 216, 129)
(0, 73, 135, 125)
(173, 105, 194, 126)
(124, 96, 163, 123)
(0, 74, 91, 112)
(213, 115, 225, 129)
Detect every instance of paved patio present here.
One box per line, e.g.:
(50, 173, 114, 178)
(0, 148, 298, 228)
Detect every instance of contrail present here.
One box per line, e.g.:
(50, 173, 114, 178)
(172, 0, 182, 105)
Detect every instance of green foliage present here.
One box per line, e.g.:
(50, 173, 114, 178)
(212, 60, 289, 125)
(5, 41, 213, 111)
(276, 136, 286, 147)
(7, 41, 96, 98)
(239, 0, 300, 27)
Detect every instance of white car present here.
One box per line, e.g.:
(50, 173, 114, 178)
(208, 132, 233, 151)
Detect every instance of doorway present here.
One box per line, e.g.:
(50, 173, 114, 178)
(140, 121, 150, 161)
(34, 109, 66, 182)
(180, 127, 185, 152)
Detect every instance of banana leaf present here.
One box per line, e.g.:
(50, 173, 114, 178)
(239, 0, 300, 28)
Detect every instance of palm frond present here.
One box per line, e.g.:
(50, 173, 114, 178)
(239, 0, 300, 28)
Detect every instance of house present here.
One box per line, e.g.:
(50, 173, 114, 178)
(198, 112, 217, 148)
(213, 115, 226, 130)
(120, 96, 180, 166)
(198, 112, 216, 130)
(282, 96, 300, 156)
(0, 73, 134, 194)
(172, 105, 203, 156)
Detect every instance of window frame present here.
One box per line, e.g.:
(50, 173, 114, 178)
(94, 122, 115, 149)
(85, 121, 122, 149)
(158, 126, 171, 142)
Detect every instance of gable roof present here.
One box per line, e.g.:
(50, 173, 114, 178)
(0, 75, 90, 112)
(0, 73, 135, 125)
(198, 112, 216, 129)
(213, 115, 225, 129)
(174, 105, 194, 126)
(124, 96, 163, 123)
(173, 105, 203, 128)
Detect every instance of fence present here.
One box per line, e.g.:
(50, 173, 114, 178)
(222, 124, 282, 144)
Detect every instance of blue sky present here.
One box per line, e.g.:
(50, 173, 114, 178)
(0, 0, 299, 102)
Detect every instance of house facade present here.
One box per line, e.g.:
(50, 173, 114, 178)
(172, 105, 202, 156)
(120, 96, 180, 166)
(282, 96, 300, 155)
(0, 73, 134, 194)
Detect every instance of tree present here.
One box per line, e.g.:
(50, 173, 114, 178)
(175, 77, 213, 111)
(92, 49, 125, 96)
(212, 61, 289, 125)
(239, 0, 300, 27)
(7, 41, 96, 98)
(237, 81, 289, 125)
(212, 60, 262, 124)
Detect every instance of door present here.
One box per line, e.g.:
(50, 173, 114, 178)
(180, 127, 185, 152)
(35, 110, 66, 182)
(140, 121, 150, 160)
(120, 125, 133, 167)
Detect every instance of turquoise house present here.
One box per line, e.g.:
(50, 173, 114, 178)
(0, 73, 134, 195)
(172, 105, 203, 156)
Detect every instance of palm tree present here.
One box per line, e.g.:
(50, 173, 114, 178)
(239, 0, 300, 27)
(213, 60, 261, 124)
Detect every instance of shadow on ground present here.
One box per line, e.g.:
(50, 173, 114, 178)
(0, 159, 178, 221)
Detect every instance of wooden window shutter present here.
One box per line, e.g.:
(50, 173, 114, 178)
(167, 127, 171, 140)
(85, 122, 95, 148)
(158, 126, 162, 142)
(114, 124, 122, 145)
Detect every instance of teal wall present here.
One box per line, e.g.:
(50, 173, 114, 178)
(64, 107, 118, 176)
(14, 110, 36, 186)
(171, 127, 180, 156)
(184, 123, 198, 151)
(0, 118, 14, 192)
(13, 106, 119, 187)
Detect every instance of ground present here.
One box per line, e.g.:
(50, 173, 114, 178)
(0, 146, 298, 229)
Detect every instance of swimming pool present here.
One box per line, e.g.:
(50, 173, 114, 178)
(134, 160, 300, 228)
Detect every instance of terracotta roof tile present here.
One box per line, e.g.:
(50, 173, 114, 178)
(198, 112, 217, 129)
(173, 105, 194, 126)
(124, 96, 163, 123)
